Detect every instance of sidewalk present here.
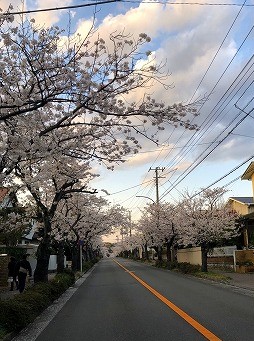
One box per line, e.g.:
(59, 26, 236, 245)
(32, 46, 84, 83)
(214, 270, 254, 291)
(0, 273, 56, 300)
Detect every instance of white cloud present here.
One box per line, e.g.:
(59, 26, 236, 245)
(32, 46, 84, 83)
(32, 0, 73, 27)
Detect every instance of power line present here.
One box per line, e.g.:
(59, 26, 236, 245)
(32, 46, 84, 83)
(3, 1, 253, 16)
(101, 178, 154, 197)
(188, 0, 248, 104)
(231, 133, 254, 139)
(160, 105, 254, 200)
(153, 5, 252, 183)
(160, 64, 254, 194)
(123, 1, 254, 5)
(2, 1, 119, 16)
(159, 41, 254, 197)
(188, 153, 254, 199)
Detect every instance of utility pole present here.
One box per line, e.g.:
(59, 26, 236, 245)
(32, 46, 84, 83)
(149, 167, 165, 263)
(128, 210, 132, 237)
(149, 167, 165, 204)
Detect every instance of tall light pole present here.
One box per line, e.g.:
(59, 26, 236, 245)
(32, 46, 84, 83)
(136, 195, 155, 204)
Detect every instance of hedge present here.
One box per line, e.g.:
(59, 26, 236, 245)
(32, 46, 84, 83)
(0, 269, 76, 333)
(155, 260, 201, 273)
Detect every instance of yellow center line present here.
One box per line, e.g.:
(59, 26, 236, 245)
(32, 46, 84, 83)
(114, 259, 222, 341)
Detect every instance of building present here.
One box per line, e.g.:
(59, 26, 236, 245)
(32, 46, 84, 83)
(228, 162, 254, 248)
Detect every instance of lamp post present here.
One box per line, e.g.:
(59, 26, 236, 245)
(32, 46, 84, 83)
(136, 195, 156, 204)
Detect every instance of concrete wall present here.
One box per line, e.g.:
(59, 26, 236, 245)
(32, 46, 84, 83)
(235, 249, 254, 264)
(230, 200, 249, 215)
(177, 247, 202, 265)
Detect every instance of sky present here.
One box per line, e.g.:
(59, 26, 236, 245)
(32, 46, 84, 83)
(2, 0, 254, 241)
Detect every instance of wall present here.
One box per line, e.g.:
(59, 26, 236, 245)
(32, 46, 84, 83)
(230, 200, 249, 215)
(177, 247, 202, 265)
(235, 250, 254, 264)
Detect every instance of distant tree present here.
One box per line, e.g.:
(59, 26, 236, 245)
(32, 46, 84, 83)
(176, 188, 240, 272)
(51, 193, 128, 271)
(135, 202, 177, 263)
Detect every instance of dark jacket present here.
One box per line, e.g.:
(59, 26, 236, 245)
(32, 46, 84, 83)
(8, 258, 17, 277)
(16, 259, 32, 277)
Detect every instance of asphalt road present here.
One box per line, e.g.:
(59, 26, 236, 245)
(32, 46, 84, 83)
(19, 259, 254, 341)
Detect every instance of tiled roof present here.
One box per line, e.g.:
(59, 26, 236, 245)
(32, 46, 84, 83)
(229, 197, 254, 204)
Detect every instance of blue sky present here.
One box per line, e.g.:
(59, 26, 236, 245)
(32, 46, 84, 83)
(3, 0, 254, 231)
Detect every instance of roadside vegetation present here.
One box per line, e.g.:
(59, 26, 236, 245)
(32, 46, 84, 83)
(128, 256, 232, 284)
(0, 260, 97, 340)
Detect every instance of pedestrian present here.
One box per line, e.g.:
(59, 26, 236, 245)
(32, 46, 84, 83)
(7, 256, 18, 291)
(16, 254, 32, 293)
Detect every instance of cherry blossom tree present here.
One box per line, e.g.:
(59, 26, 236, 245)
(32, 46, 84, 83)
(8, 146, 97, 281)
(0, 206, 31, 246)
(135, 202, 177, 263)
(175, 188, 240, 272)
(0, 15, 201, 180)
(51, 192, 128, 271)
(0, 11, 203, 282)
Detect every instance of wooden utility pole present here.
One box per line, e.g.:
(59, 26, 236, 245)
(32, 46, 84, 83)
(128, 210, 132, 237)
(149, 167, 165, 204)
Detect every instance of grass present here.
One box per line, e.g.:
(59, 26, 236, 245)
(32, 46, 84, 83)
(193, 271, 232, 284)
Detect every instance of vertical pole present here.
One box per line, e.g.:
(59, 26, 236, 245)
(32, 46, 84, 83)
(80, 244, 82, 272)
(155, 167, 159, 205)
(129, 210, 132, 237)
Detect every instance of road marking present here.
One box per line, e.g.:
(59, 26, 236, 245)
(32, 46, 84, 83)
(114, 259, 222, 341)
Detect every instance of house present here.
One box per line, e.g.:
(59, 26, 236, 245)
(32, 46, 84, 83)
(0, 187, 18, 208)
(0, 188, 59, 275)
(228, 162, 254, 249)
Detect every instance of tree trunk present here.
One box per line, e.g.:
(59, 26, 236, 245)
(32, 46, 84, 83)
(71, 243, 79, 271)
(201, 244, 208, 272)
(166, 242, 172, 263)
(144, 243, 149, 260)
(157, 246, 163, 262)
(57, 241, 65, 273)
(34, 235, 50, 283)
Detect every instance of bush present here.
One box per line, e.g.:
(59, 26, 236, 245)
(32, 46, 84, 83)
(154, 259, 201, 273)
(0, 270, 76, 333)
(0, 291, 49, 332)
(155, 260, 168, 268)
(82, 260, 95, 272)
(177, 262, 201, 274)
(167, 260, 179, 270)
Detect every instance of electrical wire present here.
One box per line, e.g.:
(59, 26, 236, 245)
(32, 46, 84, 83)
(3, 1, 254, 16)
(147, 1, 251, 176)
(187, 153, 254, 200)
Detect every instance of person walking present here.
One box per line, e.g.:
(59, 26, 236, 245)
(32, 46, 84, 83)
(16, 254, 32, 293)
(7, 256, 18, 291)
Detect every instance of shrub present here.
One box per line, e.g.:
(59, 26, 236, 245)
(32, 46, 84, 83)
(167, 260, 179, 270)
(82, 260, 94, 272)
(0, 270, 76, 333)
(0, 291, 49, 332)
(177, 262, 201, 274)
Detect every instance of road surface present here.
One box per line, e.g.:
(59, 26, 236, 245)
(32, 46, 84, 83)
(22, 258, 254, 341)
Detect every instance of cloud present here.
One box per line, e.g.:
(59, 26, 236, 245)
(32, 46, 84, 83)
(32, 0, 73, 26)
